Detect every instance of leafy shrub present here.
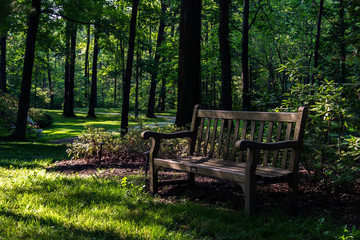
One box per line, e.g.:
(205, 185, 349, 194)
(278, 79, 359, 190)
(0, 92, 18, 136)
(29, 108, 54, 128)
(66, 124, 188, 162)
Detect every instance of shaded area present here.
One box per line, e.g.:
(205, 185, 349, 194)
(48, 155, 360, 228)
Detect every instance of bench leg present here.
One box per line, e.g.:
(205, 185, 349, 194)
(288, 175, 299, 214)
(188, 172, 195, 188)
(244, 181, 256, 216)
(150, 167, 159, 194)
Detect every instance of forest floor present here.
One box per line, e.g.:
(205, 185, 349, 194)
(47, 152, 360, 229)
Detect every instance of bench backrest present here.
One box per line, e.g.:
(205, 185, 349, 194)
(188, 105, 308, 170)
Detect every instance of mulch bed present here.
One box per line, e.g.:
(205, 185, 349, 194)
(47, 153, 360, 228)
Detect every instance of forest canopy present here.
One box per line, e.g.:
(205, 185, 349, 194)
(0, 0, 359, 130)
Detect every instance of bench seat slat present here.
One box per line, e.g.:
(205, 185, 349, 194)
(154, 157, 292, 181)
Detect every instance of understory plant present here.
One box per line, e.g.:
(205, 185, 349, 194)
(278, 64, 360, 191)
(66, 124, 188, 162)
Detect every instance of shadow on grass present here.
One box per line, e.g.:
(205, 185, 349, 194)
(0, 142, 68, 169)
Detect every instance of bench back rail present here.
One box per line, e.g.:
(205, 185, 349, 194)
(188, 105, 307, 172)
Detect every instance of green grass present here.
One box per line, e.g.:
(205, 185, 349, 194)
(0, 142, 68, 168)
(40, 110, 173, 141)
(0, 162, 358, 239)
(0, 110, 359, 239)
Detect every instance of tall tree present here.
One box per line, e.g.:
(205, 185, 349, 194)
(0, 34, 6, 93)
(146, 0, 167, 118)
(219, 0, 232, 110)
(175, 0, 202, 127)
(120, 0, 140, 134)
(84, 24, 91, 100)
(87, 30, 99, 118)
(241, 0, 250, 110)
(63, 21, 77, 117)
(10, 0, 41, 141)
(338, 0, 346, 83)
(47, 51, 54, 108)
(313, 0, 324, 84)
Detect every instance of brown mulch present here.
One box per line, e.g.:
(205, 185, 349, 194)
(47, 154, 360, 228)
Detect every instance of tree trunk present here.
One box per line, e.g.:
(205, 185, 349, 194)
(313, 0, 324, 85)
(339, 0, 346, 83)
(146, 0, 167, 118)
(63, 21, 77, 117)
(10, 0, 41, 141)
(121, 0, 139, 135)
(63, 23, 70, 116)
(87, 31, 99, 118)
(47, 51, 54, 109)
(241, 0, 251, 110)
(135, 51, 140, 119)
(175, 0, 202, 127)
(0, 34, 6, 93)
(219, 0, 232, 110)
(84, 24, 91, 101)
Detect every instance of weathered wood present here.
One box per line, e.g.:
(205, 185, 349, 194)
(141, 105, 308, 215)
(263, 121, 274, 165)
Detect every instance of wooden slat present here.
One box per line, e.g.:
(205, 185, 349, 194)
(230, 120, 241, 161)
(281, 122, 293, 168)
(197, 109, 299, 122)
(272, 122, 283, 167)
(257, 121, 265, 142)
(196, 118, 205, 155)
(250, 121, 256, 141)
(154, 157, 291, 180)
(262, 122, 274, 165)
(209, 118, 218, 157)
(216, 119, 226, 159)
(239, 120, 248, 162)
(223, 119, 233, 159)
(203, 118, 212, 155)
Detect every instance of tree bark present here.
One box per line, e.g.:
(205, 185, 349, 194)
(0, 34, 6, 93)
(11, 0, 41, 141)
(146, 0, 167, 118)
(313, 0, 324, 85)
(339, 0, 346, 83)
(121, 0, 139, 135)
(47, 51, 54, 109)
(84, 24, 90, 100)
(219, 0, 232, 110)
(63, 21, 77, 117)
(241, 0, 251, 110)
(87, 31, 99, 118)
(175, 0, 202, 127)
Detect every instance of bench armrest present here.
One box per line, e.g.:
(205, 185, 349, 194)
(141, 131, 195, 140)
(235, 139, 300, 151)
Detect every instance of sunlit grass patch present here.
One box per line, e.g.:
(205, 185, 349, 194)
(40, 110, 173, 141)
(0, 165, 358, 239)
(0, 142, 68, 168)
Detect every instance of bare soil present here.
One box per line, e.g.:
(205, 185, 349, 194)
(47, 153, 360, 228)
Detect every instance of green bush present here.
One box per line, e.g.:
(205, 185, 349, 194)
(66, 124, 188, 161)
(29, 108, 54, 128)
(0, 92, 18, 137)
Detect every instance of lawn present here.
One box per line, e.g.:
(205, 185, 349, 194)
(0, 111, 359, 239)
(40, 110, 174, 141)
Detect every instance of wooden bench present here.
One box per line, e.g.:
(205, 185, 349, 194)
(141, 105, 308, 215)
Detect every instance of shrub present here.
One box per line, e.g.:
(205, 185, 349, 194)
(29, 108, 54, 128)
(0, 92, 18, 137)
(66, 124, 188, 162)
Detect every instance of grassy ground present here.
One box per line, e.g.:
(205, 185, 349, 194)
(0, 111, 359, 239)
(40, 110, 173, 141)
